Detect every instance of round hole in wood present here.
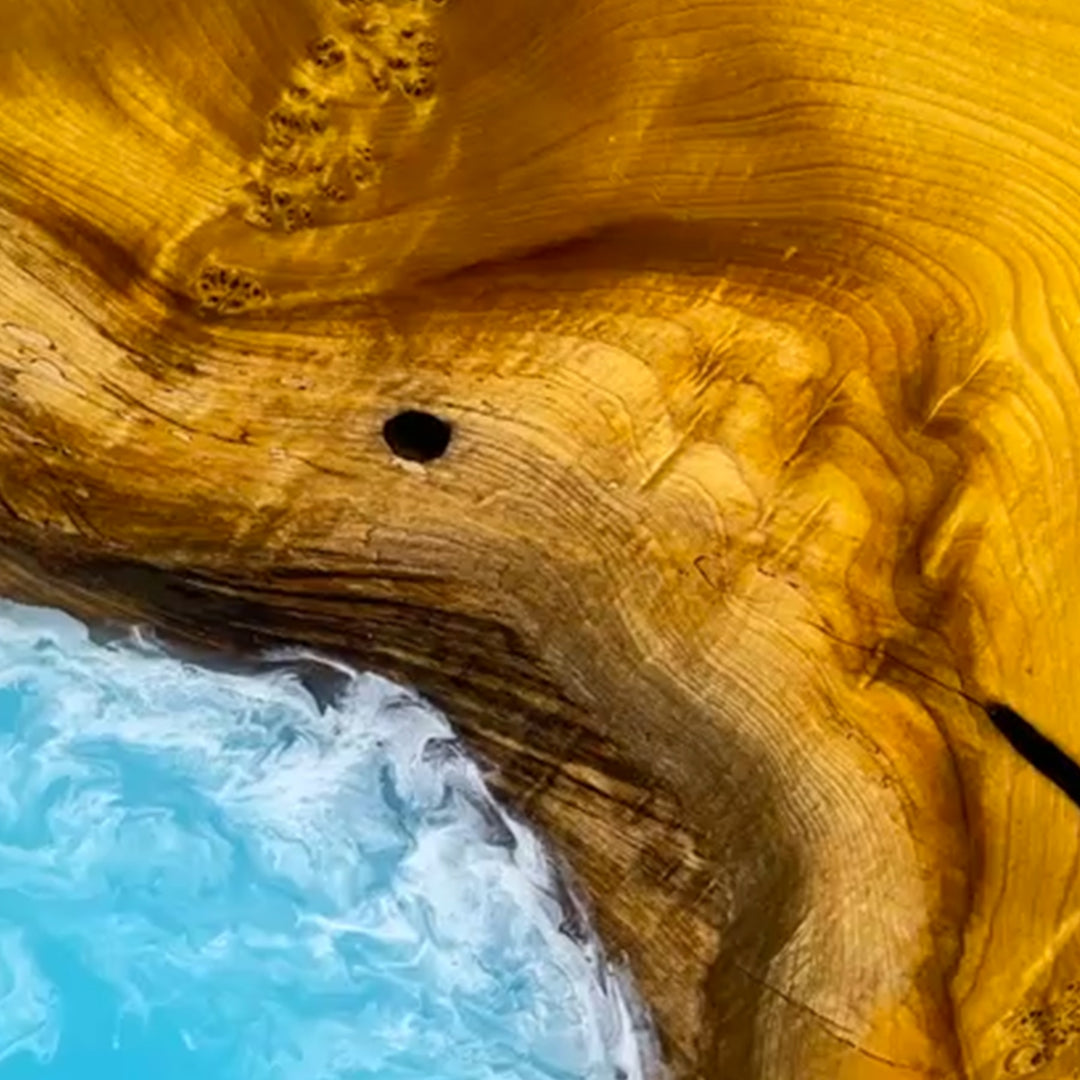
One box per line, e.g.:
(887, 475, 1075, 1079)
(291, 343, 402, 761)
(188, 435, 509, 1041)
(383, 409, 453, 463)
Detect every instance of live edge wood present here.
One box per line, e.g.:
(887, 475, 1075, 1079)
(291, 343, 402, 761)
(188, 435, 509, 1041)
(3, 1, 1080, 1076)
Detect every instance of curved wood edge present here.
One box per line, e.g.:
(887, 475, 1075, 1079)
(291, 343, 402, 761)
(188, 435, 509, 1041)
(3, 1, 1080, 1076)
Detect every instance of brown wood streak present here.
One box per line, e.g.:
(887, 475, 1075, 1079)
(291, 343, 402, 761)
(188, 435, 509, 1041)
(3, 0, 1080, 1076)
(730, 958, 930, 1074)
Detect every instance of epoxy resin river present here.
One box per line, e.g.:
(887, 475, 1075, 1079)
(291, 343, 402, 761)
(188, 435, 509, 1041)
(0, 601, 653, 1079)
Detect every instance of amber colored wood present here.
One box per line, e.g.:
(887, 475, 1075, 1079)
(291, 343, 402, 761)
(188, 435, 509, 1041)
(3, 0, 1080, 1075)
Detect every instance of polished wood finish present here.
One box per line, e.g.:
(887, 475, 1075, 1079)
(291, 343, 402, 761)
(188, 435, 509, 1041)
(3, 1, 1080, 1075)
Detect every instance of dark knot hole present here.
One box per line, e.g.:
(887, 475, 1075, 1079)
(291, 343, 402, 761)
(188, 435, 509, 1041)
(383, 409, 453, 463)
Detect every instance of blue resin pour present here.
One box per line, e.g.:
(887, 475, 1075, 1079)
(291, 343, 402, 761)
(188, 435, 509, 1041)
(0, 601, 652, 1079)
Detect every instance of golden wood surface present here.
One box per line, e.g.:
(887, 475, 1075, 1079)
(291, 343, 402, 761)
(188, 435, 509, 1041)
(2, 1, 1080, 1076)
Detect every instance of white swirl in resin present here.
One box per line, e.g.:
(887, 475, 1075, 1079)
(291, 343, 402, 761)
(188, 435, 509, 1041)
(0, 600, 656, 1080)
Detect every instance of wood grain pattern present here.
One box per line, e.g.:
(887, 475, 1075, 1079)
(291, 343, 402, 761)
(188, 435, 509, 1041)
(2, 0, 1080, 1075)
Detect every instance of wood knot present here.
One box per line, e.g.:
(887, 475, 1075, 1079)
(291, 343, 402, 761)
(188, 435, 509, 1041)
(193, 264, 267, 314)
